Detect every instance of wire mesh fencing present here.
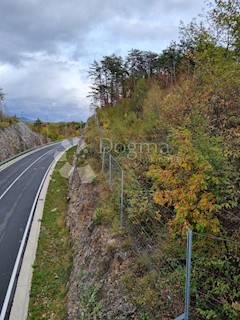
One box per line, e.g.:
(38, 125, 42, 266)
(102, 148, 124, 226)
(126, 215, 187, 318)
(101, 149, 187, 318)
(101, 149, 240, 319)
(190, 232, 240, 320)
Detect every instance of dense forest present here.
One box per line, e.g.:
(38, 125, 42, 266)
(84, 0, 240, 318)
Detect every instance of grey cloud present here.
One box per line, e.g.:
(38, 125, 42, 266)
(107, 18, 176, 42)
(7, 97, 89, 122)
(0, 0, 203, 64)
(0, 0, 105, 64)
(1, 52, 90, 120)
(0, 0, 205, 121)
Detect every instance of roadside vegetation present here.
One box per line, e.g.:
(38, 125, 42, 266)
(27, 147, 76, 320)
(30, 118, 84, 140)
(83, 0, 240, 318)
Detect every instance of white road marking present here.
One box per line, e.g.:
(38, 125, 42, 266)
(0, 147, 59, 201)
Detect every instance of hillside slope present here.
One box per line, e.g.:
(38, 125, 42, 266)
(0, 121, 44, 161)
(66, 162, 138, 319)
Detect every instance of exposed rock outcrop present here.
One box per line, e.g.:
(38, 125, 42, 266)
(0, 121, 44, 161)
(66, 144, 138, 319)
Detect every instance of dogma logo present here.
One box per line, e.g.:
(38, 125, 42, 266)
(54, 138, 96, 184)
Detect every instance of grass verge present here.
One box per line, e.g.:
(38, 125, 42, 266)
(27, 146, 76, 320)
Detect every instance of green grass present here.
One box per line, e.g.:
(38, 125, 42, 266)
(27, 147, 76, 320)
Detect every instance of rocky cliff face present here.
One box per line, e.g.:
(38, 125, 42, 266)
(0, 121, 44, 161)
(66, 145, 137, 319)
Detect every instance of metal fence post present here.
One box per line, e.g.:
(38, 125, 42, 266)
(185, 227, 192, 320)
(120, 169, 124, 227)
(174, 228, 193, 320)
(102, 148, 106, 173)
(109, 154, 112, 189)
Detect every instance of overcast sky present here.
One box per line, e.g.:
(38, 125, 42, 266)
(0, 0, 206, 122)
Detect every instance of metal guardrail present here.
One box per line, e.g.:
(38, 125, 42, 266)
(0, 137, 80, 168)
(0, 140, 62, 167)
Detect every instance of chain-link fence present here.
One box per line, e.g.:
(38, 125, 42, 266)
(101, 148, 124, 226)
(190, 232, 240, 319)
(101, 148, 186, 319)
(101, 148, 240, 319)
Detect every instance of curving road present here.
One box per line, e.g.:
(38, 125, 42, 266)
(0, 140, 76, 319)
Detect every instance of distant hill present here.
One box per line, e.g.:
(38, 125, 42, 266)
(19, 115, 35, 123)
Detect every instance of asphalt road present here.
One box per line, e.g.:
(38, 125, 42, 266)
(0, 141, 72, 317)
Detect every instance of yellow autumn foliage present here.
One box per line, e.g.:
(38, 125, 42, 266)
(147, 129, 219, 236)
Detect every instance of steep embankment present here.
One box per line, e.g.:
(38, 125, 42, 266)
(0, 121, 44, 161)
(66, 142, 138, 320)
